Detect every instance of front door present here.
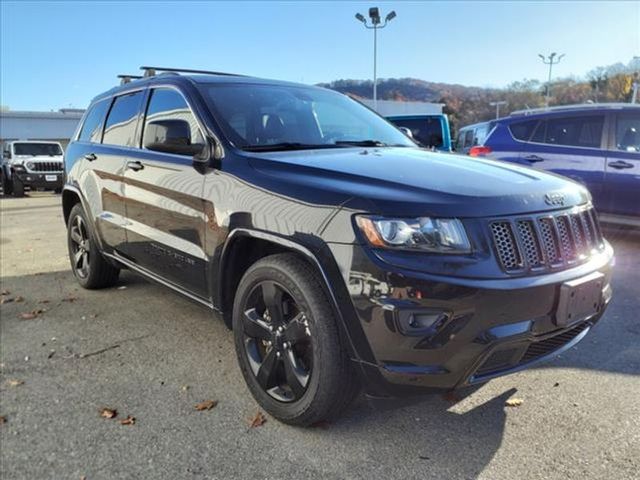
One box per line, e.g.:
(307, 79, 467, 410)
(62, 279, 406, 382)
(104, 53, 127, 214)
(605, 110, 640, 216)
(121, 87, 208, 298)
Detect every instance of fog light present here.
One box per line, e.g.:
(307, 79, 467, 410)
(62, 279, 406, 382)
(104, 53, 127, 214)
(397, 310, 450, 336)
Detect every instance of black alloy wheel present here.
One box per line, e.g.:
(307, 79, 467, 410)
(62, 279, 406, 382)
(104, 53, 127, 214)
(242, 280, 313, 402)
(69, 214, 91, 279)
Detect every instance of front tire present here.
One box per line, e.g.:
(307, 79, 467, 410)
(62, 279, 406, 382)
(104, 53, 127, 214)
(233, 254, 359, 426)
(67, 203, 120, 289)
(1, 170, 12, 195)
(12, 176, 24, 197)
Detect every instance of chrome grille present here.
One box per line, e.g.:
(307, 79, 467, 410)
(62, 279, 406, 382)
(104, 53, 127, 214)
(490, 207, 603, 273)
(29, 162, 63, 172)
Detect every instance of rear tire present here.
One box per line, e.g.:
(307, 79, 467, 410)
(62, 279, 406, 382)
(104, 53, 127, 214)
(12, 176, 24, 197)
(1, 170, 12, 195)
(233, 253, 359, 426)
(67, 203, 120, 289)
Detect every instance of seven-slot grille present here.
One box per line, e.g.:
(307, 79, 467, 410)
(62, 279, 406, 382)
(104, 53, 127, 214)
(29, 162, 63, 172)
(490, 207, 603, 272)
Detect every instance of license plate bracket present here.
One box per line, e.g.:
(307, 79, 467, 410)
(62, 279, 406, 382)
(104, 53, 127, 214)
(555, 272, 604, 327)
(45, 175, 58, 182)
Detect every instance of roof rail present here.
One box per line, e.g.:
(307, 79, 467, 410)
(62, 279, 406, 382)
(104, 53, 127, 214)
(140, 66, 247, 78)
(510, 102, 638, 116)
(117, 74, 143, 85)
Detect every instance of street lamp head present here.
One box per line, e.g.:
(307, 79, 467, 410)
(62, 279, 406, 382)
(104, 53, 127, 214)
(550, 52, 557, 58)
(355, 12, 366, 23)
(369, 7, 381, 25)
(538, 54, 545, 60)
(385, 10, 397, 22)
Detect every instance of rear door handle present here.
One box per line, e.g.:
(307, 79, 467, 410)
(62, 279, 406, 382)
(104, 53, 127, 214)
(523, 154, 544, 163)
(84, 153, 97, 161)
(126, 160, 144, 172)
(608, 160, 634, 170)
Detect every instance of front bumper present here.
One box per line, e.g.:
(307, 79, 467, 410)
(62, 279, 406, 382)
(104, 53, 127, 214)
(330, 241, 614, 397)
(15, 171, 63, 189)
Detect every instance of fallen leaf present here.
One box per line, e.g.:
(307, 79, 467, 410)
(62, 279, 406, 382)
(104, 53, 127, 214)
(442, 391, 459, 403)
(248, 411, 267, 428)
(553, 382, 560, 387)
(505, 398, 524, 407)
(0, 416, 6, 424)
(39, 300, 50, 304)
(14, 296, 24, 302)
(62, 296, 79, 303)
(195, 400, 218, 411)
(19, 309, 44, 320)
(418, 455, 430, 460)
(100, 407, 117, 419)
(1, 297, 14, 305)
(181, 385, 190, 392)
(1, 289, 9, 295)
(48, 350, 56, 359)
(120, 415, 135, 426)
(7, 379, 24, 387)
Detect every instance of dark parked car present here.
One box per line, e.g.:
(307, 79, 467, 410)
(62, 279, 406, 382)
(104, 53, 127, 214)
(62, 67, 614, 425)
(464, 104, 640, 224)
(386, 114, 452, 151)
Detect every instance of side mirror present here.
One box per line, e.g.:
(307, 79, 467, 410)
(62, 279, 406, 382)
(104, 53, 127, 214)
(398, 126, 414, 139)
(3, 151, 11, 159)
(144, 119, 205, 157)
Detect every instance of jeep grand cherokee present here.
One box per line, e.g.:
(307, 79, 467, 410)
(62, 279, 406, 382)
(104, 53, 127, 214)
(62, 67, 614, 425)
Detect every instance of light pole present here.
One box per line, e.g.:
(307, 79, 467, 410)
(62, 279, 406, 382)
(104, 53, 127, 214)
(632, 56, 640, 104)
(355, 7, 396, 110)
(490, 100, 508, 119)
(538, 52, 565, 107)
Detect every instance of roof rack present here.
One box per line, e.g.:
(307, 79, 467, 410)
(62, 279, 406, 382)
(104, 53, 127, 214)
(117, 74, 143, 85)
(140, 66, 247, 78)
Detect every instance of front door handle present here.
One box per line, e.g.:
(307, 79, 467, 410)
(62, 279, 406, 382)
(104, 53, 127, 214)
(126, 160, 144, 172)
(84, 153, 97, 161)
(608, 160, 634, 170)
(523, 154, 544, 163)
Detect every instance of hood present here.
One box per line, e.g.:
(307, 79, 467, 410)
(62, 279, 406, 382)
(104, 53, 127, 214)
(13, 155, 63, 163)
(247, 147, 590, 218)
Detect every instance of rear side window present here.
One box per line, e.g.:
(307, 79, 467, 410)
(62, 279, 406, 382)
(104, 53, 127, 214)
(615, 113, 640, 153)
(78, 99, 109, 143)
(142, 88, 204, 150)
(532, 115, 604, 148)
(509, 120, 538, 141)
(102, 91, 144, 147)
(464, 130, 474, 147)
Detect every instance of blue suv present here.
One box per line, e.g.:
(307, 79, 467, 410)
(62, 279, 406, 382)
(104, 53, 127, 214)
(466, 104, 640, 224)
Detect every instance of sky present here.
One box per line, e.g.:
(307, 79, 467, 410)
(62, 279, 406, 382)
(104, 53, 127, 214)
(1, 1, 639, 111)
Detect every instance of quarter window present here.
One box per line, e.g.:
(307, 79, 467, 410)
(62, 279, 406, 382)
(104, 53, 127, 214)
(102, 91, 144, 147)
(509, 120, 538, 141)
(532, 115, 604, 148)
(142, 88, 204, 152)
(615, 113, 640, 153)
(79, 99, 109, 143)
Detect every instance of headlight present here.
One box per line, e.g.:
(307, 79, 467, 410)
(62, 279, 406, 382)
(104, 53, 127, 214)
(12, 164, 26, 172)
(356, 216, 471, 253)
(26, 161, 35, 170)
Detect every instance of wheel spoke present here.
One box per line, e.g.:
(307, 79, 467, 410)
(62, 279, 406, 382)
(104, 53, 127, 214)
(73, 249, 83, 267)
(256, 348, 279, 390)
(283, 350, 308, 399)
(261, 281, 284, 324)
(81, 252, 89, 272)
(75, 215, 83, 234)
(283, 312, 309, 344)
(70, 229, 82, 245)
(82, 240, 91, 253)
(243, 309, 272, 340)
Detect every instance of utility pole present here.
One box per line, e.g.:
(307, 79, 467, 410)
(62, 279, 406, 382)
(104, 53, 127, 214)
(355, 7, 397, 111)
(489, 101, 508, 119)
(539, 52, 565, 107)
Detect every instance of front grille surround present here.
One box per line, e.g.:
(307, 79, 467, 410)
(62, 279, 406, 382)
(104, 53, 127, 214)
(489, 206, 603, 274)
(26, 161, 63, 173)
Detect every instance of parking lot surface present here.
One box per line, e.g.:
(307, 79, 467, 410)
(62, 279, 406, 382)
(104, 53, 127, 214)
(1, 193, 639, 480)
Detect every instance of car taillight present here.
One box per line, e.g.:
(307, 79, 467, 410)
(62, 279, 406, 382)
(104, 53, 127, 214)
(469, 146, 492, 157)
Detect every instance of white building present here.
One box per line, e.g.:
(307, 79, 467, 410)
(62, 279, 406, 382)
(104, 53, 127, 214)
(360, 99, 444, 116)
(0, 109, 85, 150)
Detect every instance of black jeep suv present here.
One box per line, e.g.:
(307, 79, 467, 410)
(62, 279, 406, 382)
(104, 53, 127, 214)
(63, 67, 614, 425)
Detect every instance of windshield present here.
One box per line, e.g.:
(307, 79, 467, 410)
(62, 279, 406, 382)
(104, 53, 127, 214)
(13, 143, 62, 156)
(201, 83, 416, 151)
(389, 117, 443, 149)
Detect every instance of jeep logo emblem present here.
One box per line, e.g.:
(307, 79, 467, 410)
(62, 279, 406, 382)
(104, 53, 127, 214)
(544, 193, 565, 206)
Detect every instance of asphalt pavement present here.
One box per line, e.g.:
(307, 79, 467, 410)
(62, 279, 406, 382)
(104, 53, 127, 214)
(1, 192, 638, 480)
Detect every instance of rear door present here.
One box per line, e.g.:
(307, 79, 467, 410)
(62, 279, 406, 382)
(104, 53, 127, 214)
(121, 87, 208, 297)
(604, 110, 640, 216)
(517, 113, 607, 210)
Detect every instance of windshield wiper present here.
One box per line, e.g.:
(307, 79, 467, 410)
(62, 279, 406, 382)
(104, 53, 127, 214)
(242, 142, 346, 152)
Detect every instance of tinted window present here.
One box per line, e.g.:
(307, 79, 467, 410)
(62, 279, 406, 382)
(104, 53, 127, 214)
(464, 130, 474, 147)
(143, 88, 204, 151)
(615, 113, 640, 153)
(509, 120, 538, 141)
(390, 118, 443, 148)
(102, 91, 144, 147)
(13, 143, 62, 156)
(79, 99, 109, 143)
(533, 115, 604, 148)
